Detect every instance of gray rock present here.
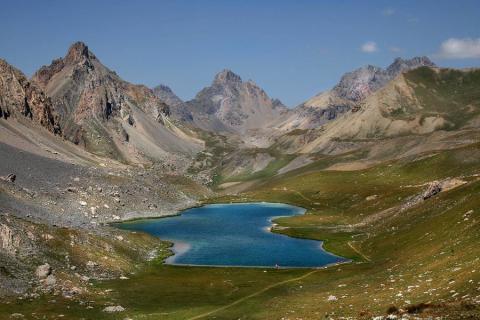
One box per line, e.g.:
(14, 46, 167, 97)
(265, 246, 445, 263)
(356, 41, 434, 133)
(44, 274, 56, 286)
(2, 173, 16, 182)
(35, 263, 51, 279)
(86, 260, 97, 268)
(103, 305, 125, 313)
(66, 186, 77, 193)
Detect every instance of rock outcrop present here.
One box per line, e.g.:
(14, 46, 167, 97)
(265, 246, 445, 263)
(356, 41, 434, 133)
(0, 59, 61, 134)
(1, 174, 16, 183)
(422, 181, 442, 200)
(0, 223, 21, 255)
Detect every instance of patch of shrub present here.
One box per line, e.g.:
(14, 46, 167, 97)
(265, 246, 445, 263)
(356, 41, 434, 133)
(386, 305, 398, 314)
(406, 302, 432, 314)
(461, 301, 477, 311)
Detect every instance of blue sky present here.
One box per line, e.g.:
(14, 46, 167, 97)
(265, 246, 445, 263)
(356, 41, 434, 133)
(1, 0, 479, 106)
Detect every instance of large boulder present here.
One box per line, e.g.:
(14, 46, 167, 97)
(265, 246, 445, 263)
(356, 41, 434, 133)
(423, 181, 442, 200)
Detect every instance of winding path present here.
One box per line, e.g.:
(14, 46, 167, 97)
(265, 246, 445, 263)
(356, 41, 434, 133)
(347, 241, 371, 262)
(186, 269, 321, 320)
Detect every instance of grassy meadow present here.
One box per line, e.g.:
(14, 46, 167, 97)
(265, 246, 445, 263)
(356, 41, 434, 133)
(2, 142, 480, 319)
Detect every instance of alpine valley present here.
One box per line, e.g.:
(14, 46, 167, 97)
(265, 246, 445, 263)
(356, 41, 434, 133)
(1, 42, 480, 319)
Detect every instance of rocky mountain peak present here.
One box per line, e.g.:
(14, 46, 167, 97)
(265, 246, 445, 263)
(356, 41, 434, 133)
(333, 65, 387, 101)
(364, 65, 381, 72)
(213, 69, 242, 86)
(184, 69, 286, 133)
(333, 56, 436, 102)
(154, 84, 174, 94)
(64, 41, 94, 65)
(152, 84, 183, 107)
(386, 56, 435, 76)
(33, 41, 100, 89)
(272, 98, 287, 109)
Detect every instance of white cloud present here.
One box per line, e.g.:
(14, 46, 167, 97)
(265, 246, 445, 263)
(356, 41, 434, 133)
(361, 41, 378, 53)
(437, 38, 480, 59)
(382, 8, 395, 16)
(389, 46, 402, 53)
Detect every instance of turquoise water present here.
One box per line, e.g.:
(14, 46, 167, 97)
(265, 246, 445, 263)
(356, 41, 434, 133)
(117, 203, 346, 268)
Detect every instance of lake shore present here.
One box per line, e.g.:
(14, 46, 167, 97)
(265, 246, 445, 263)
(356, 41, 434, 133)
(115, 202, 348, 268)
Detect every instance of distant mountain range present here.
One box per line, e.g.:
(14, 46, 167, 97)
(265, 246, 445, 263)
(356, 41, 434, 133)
(150, 56, 436, 137)
(1, 41, 478, 166)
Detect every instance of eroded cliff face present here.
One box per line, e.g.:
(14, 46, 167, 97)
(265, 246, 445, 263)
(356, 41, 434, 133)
(0, 59, 61, 134)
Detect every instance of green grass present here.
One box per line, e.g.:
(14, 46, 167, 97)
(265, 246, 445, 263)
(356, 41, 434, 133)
(220, 153, 296, 184)
(96, 266, 306, 319)
(208, 145, 298, 187)
(276, 227, 365, 261)
(403, 67, 480, 128)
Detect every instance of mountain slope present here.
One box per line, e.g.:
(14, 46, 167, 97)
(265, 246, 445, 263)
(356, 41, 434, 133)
(275, 57, 435, 131)
(294, 66, 480, 154)
(32, 42, 202, 164)
(183, 69, 288, 134)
